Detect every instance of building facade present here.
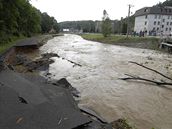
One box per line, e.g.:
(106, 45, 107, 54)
(134, 6, 172, 36)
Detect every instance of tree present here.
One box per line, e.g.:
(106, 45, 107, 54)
(59, 20, 95, 33)
(122, 23, 127, 35)
(156, 0, 172, 6)
(101, 10, 112, 37)
(26, 7, 41, 36)
(40, 13, 59, 33)
(17, 0, 41, 36)
(40, 13, 52, 33)
(52, 19, 60, 33)
(0, 0, 59, 43)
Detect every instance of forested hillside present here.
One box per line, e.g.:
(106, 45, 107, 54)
(0, 0, 59, 44)
(59, 21, 96, 33)
(156, 0, 172, 6)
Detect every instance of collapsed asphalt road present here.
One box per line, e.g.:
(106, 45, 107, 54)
(0, 35, 113, 129)
(0, 67, 113, 129)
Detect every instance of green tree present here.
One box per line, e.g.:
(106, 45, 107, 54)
(157, 0, 172, 6)
(26, 7, 41, 36)
(59, 20, 95, 33)
(101, 10, 112, 37)
(17, 1, 41, 36)
(40, 13, 59, 33)
(122, 23, 127, 35)
(0, 0, 20, 42)
(0, 0, 40, 42)
(41, 13, 53, 33)
(52, 18, 60, 33)
(0, 0, 59, 44)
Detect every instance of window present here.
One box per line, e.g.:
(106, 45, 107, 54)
(165, 9, 167, 13)
(158, 21, 160, 25)
(170, 9, 172, 13)
(159, 15, 161, 19)
(155, 15, 157, 19)
(168, 16, 170, 19)
(166, 28, 168, 31)
(144, 8, 148, 12)
(153, 27, 155, 30)
(154, 21, 156, 25)
(161, 8, 163, 12)
(162, 25, 164, 28)
(170, 22, 172, 25)
(170, 28, 171, 31)
(167, 22, 169, 25)
(157, 27, 159, 31)
(145, 15, 148, 19)
(145, 21, 147, 25)
(163, 19, 165, 22)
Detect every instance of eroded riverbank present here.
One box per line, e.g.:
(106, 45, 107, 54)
(40, 34, 172, 129)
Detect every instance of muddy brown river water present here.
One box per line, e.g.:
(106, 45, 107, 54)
(40, 34, 172, 129)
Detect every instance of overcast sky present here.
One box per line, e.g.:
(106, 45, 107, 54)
(30, 0, 165, 22)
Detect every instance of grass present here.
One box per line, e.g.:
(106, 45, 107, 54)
(111, 118, 137, 129)
(81, 33, 159, 44)
(0, 35, 26, 54)
(81, 33, 161, 51)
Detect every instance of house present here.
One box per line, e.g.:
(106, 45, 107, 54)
(134, 6, 172, 36)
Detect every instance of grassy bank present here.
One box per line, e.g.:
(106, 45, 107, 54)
(0, 34, 60, 54)
(0, 36, 26, 54)
(81, 34, 160, 50)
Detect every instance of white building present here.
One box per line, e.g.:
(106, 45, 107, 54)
(134, 6, 172, 36)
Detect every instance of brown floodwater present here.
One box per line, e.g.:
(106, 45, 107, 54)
(40, 34, 172, 129)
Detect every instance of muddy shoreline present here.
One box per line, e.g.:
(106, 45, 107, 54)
(0, 34, 134, 129)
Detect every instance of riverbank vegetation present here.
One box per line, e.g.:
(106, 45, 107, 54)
(0, 0, 59, 52)
(0, 35, 26, 54)
(81, 34, 160, 50)
(102, 10, 112, 37)
(111, 119, 136, 129)
(81, 34, 158, 43)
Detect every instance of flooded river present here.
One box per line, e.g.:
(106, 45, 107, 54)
(40, 34, 172, 129)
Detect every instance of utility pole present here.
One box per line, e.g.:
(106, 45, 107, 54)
(127, 4, 134, 38)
